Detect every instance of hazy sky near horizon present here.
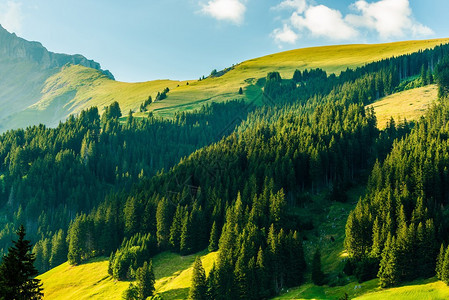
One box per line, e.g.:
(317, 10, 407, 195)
(0, 0, 447, 82)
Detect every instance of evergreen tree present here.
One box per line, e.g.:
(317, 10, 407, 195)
(122, 283, 138, 300)
(206, 263, 218, 300)
(208, 221, 219, 252)
(436, 244, 445, 280)
(136, 261, 155, 300)
(50, 229, 67, 268)
(311, 248, 324, 286)
(156, 198, 171, 249)
(238, 87, 243, 95)
(189, 257, 207, 300)
(378, 235, 400, 288)
(0, 225, 43, 299)
(441, 246, 449, 284)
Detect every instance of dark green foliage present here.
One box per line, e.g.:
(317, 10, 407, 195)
(122, 283, 139, 300)
(136, 261, 155, 299)
(311, 249, 325, 286)
(208, 221, 219, 252)
(354, 258, 379, 283)
(189, 257, 207, 300)
(238, 87, 243, 95)
(0, 99, 249, 271)
(435, 56, 449, 97)
(0, 225, 43, 299)
(345, 98, 449, 286)
(378, 235, 400, 288)
(436, 244, 445, 280)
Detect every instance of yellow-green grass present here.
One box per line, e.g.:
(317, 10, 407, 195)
(154, 38, 449, 117)
(37, 257, 129, 300)
(155, 251, 218, 299)
(6, 38, 448, 131)
(273, 279, 379, 300)
(38, 250, 218, 300)
(368, 85, 438, 129)
(355, 278, 449, 300)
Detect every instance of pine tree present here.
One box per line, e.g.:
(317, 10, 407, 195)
(311, 248, 325, 286)
(441, 245, 449, 284)
(50, 229, 67, 268)
(206, 263, 218, 300)
(436, 244, 445, 280)
(0, 225, 43, 299)
(238, 87, 243, 95)
(156, 198, 171, 250)
(169, 205, 184, 251)
(122, 283, 138, 300)
(189, 257, 207, 300)
(180, 211, 193, 255)
(208, 221, 219, 252)
(136, 261, 155, 299)
(256, 247, 270, 299)
(378, 235, 400, 288)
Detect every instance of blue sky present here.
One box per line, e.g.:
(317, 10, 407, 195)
(0, 0, 447, 82)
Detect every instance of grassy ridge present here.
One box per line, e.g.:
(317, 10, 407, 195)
(4, 38, 448, 131)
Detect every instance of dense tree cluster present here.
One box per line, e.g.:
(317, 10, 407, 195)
(265, 43, 449, 107)
(2, 41, 449, 298)
(345, 58, 449, 287)
(0, 100, 249, 271)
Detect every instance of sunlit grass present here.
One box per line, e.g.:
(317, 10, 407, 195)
(368, 85, 438, 129)
(38, 250, 218, 300)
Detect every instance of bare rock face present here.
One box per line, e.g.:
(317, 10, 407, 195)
(0, 24, 114, 79)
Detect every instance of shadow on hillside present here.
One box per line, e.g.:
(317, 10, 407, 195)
(158, 288, 189, 299)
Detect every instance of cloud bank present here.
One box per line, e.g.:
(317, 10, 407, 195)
(272, 0, 433, 46)
(201, 0, 246, 25)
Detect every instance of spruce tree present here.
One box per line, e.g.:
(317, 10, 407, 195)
(136, 261, 155, 300)
(436, 244, 445, 280)
(0, 225, 43, 299)
(208, 221, 219, 252)
(189, 257, 207, 300)
(206, 263, 218, 300)
(441, 246, 449, 284)
(378, 235, 400, 288)
(311, 248, 325, 286)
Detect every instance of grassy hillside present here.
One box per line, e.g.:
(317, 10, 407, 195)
(355, 279, 449, 300)
(368, 84, 438, 129)
(150, 38, 449, 117)
(38, 251, 218, 300)
(3, 38, 448, 131)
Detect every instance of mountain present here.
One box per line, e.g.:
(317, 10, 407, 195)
(0, 24, 115, 131)
(0, 23, 448, 132)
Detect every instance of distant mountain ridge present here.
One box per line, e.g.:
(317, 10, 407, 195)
(0, 24, 113, 131)
(0, 24, 113, 78)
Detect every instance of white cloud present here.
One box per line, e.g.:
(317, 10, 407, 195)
(291, 5, 358, 40)
(0, 1, 23, 34)
(272, 24, 299, 46)
(271, 0, 433, 46)
(347, 0, 433, 39)
(274, 0, 307, 14)
(201, 0, 246, 25)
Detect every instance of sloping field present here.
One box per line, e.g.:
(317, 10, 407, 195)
(38, 251, 218, 300)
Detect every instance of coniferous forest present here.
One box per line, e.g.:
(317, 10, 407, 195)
(2, 42, 449, 299)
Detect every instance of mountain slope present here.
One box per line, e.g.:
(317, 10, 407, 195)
(0, 24, 113, 131)
(1, 23, 448, 131)
(150, 38, 449, 117)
